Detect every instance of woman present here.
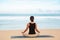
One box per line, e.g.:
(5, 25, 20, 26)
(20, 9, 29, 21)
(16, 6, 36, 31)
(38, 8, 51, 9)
(22, 16, 40, 37)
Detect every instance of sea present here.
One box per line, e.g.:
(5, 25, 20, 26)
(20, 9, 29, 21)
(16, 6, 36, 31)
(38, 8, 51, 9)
(0, 14, 60, 30)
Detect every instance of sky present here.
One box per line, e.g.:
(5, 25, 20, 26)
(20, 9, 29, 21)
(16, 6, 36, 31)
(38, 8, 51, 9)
(0, 0, 60, 14)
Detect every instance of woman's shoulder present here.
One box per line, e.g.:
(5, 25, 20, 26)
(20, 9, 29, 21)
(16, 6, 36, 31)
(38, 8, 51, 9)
(28, 22, 36, 24)
(27, 22, 37, 26)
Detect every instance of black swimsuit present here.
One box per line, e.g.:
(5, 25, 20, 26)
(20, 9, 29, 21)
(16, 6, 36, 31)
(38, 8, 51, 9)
(29, 23, 36, 34)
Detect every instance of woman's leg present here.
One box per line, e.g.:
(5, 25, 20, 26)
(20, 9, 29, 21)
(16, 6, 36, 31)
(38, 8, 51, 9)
(22, 33, 40, 37)
(22, 33, 28, 37)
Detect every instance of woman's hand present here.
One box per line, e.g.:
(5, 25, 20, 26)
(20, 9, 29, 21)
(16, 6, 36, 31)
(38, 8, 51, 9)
(21, 32, 26, 36)
(38, 31, 40, 33)
(22, 32, 24, 34)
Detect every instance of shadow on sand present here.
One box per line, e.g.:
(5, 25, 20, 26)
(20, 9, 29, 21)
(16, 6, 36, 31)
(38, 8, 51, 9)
(11, 35, 54, 38)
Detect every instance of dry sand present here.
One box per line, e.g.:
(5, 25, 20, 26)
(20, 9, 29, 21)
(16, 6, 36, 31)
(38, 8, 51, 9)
(0, 29, 60, 40)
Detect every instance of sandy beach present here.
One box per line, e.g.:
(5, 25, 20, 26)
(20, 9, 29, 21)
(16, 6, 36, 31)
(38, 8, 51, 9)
(0, 29, 60, 40)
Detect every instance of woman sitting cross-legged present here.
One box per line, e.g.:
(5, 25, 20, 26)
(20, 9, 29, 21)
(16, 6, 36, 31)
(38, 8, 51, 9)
(22, 16, 40, 37)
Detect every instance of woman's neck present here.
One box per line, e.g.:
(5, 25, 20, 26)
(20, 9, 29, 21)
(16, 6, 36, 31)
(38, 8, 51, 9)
(30, 21, 35, 23)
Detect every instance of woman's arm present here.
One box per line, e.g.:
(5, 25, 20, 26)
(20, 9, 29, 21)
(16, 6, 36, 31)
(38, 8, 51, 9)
(35, 23, 40, 33)
(22, 23, 29, 33)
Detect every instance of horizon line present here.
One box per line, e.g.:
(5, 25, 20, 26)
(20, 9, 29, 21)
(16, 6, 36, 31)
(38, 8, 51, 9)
(0, 14, 60, 16)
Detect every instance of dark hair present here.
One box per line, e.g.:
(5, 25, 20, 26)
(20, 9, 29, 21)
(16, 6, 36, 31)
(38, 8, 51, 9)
(30, 16, 34, 22)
